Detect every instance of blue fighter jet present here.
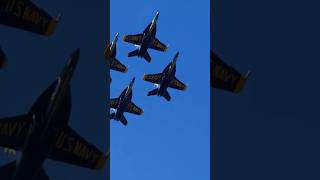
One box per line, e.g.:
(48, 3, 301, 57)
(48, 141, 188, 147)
(110, 77, 144, 126)
(142, 52, 187, 101)
(122, 12, 168, 63)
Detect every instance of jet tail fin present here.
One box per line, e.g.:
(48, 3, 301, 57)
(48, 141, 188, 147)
(110, 112, 116, 120)
(119, 115, 128, 126)
(128, 49, 139, 57)
(0, 161, 16, 180)
(143, 51, 152, 62)
(0, 161, 49, 180)
(37, 168, 50, 180)
(163, 90, 171, 101)
(147, 88, 159, 96)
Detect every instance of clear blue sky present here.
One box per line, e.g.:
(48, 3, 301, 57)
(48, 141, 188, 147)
(110, 0, 210, 180)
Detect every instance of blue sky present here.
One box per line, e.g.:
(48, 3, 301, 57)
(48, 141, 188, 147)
(110, 0, 210, 180)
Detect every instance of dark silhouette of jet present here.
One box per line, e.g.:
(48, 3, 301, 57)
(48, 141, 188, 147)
(110, 77, 144, 126)
(142, 52, 187, 101)
(104, 33, 128, 83)
(104, 33, 128, 73)
(211, 50, 251, 93)
(123, 12, 168, 63)
(0, 49, 107, 180)
(0, 47, 7, 69)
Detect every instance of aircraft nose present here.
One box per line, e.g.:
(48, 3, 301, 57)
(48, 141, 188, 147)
(67, 48, 80, 70)
(154, 12, 159, 21)
(174, 52, 179, 61)
(131, 77, 135, 83)
(72, 48, 80, 59)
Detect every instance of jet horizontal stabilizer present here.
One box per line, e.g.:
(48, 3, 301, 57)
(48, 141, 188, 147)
(128, 49, 139, 57)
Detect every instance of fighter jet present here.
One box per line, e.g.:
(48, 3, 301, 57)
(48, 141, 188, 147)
(0, 0, 60, 36)
(110, 77, 144, 126)
(104, 33, 128, 73)
(0, 47, 7, 69)
(142, 52, 187, 101)
(0, 49, 107, 180)
(211, 50, 251, 93)
(123, 12, 168, 63)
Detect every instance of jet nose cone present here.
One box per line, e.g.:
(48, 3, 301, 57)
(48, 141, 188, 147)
(74, 48, 80, 57)
(131, 77, 136, 83)
(67, 48, 80, 69)
(70, 48, 80, 61)
(173, 52, 179, 62)
(115, 33, 119, 40)
(154, 12, 160, 21)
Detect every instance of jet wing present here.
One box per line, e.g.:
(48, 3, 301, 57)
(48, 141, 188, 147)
(110, 58, 128, 73)
(0, 115, 31, 150)
(48, 126, 107, 170)
(0, 0, 59, 36)
(110, 98, 119, 109)
(211, 51, 250, 93)
(169, 77, 187, 91)
(150, 38, 168, 52)
(126, 102, 144, 115)
(123, 34, 143, 45)
(142, 73, 162, 84)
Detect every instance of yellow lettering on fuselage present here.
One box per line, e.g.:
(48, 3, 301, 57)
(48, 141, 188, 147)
(54, 132, 100, 164)
(146, 75, 160, 80)
(2, 0, 50, 29)
(213, 64, 239, 85)
(0, 121, 27, 137)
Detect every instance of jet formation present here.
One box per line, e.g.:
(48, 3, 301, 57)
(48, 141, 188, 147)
(0, 0, 60, 69)
(0, 49, 107, 180)
(123, 12, 168, 62)
(143, 52, 187, 101)
(211, 50, 250, 93)
(110, 12, 187, 126)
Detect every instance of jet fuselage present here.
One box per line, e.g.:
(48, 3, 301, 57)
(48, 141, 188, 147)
(137, 13, 159, 57)
(12, 49, 79, 180)
(109, 33, 119, 59)
(114, 79, 134, 119)
(157, 54, 178, 96)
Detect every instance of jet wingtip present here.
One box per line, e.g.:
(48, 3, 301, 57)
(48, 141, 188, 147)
(122, 35, 127, 41)
(183, 85, 188, 91)
(0, 58, 8, 69)
(55, 13, 62, 21)
(142, 74, 146, 80)
(245, 70, 252, 79)
(95, 153, 107, 170)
